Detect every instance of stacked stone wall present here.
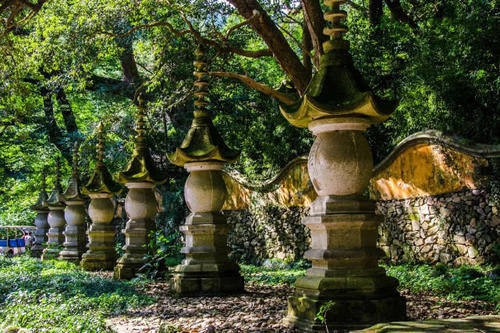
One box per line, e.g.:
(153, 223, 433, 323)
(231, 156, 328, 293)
(226, 205, 310, 264)
(377, 188, 500, 265)
(217, 132, 500, 265)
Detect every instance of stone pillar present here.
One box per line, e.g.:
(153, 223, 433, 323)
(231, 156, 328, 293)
(42, 157, 66, 260)
(31, 170, 49, 258)
(59, 200, 87, 263)
(60, 143, 88, 263)
(114, 182, 157, 279)
(114, 101, 167, 280)
(167, 45, 243, 295)
(279, 1, 405, 330)
(286, 120, 405, 331)
(81, 193, 117, 270)
(81, 122, 121, 271)
(32, 209, 49, 257)
(171, 162, 243, 295)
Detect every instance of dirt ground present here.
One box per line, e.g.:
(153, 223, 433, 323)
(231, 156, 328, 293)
(105, 280, 498, 333)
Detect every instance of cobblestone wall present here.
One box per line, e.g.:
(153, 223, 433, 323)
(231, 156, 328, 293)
(225, 188, 499, 265)
(220, 131, 500, 265)
(225, 206, 310, 264)
(377, 188, 499, 265)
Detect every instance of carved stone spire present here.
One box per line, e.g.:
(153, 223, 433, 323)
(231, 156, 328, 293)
(168, 44, 240, 167)
(32, 168, 48, 210)
(323, 0, 350, 52)
(82, 123, 121, 195)
(63, 142, 87, 202)
(117, 99, 167, 184)
(279, 0, 397, 128)
(47, 156, 65, 207)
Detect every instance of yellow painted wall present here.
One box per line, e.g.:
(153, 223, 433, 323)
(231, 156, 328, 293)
(369, 144, 489, 200)
(222, 142, 490, 209)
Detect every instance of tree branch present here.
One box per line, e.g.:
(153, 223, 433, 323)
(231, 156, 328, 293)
(300, 0, 327, 67)
(384, 0, 419, 30)
(209, 71, 296, 105)
(228, 0, 310, 94)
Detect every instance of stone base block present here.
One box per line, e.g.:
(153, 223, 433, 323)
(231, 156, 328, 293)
(113, 262, 143, 280)
(287, 293, 406, 332)
(113, 254, 146, 280)
(171, 272, 244, 296)
(31, 245, 44, 258)
(81, 251, 116, 271)
(41, 248, 61, 261)
(59, 249, 85, 264)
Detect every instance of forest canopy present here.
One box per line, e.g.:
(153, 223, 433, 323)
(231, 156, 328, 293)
(0, 0, 498, 226)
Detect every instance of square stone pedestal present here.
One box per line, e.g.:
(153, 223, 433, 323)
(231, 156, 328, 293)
(81, 224, 117, 271)
(114, 218, 154, 280)
(171, 212, 244, 295)
(286, 197, 406, 331)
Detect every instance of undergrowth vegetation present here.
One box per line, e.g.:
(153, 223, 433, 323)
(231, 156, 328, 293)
(241, 261, 499, 310)
(0, 256, 498, 333)
(384, 264, 500, 308)
(0, 256, 153, 332)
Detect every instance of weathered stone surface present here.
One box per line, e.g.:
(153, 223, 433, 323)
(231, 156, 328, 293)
(59, 201, 87, 263)
(114, 182, 158, 280)
(81, 194, 117, 271)
(42, 207, 66, 260)
(171, 164, 243, 295)
(31, 209, 49, 258)
(356, 315, 500, 332)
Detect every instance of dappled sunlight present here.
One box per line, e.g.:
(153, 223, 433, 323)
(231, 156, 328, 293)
(371, 143, 489, 200)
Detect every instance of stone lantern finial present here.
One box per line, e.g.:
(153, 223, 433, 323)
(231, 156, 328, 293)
(63, 142, 87, 202)
(82, 123, 121, 195)
(322, 0, 350, 52)
(167, 44, 240, 166)
(117, 99, 167, 184)
(47, 156, 65, 207)
(96, 122, 105, 166)
(32, 168, 48, 210)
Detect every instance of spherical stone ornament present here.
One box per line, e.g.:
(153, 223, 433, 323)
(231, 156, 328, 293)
(64, 201, 86, 226)
(308, 130, 373, 196)
(124, 182, 157, 220)
(88, 194, 115, 223)
(184, 163, 227, 213)
(47, 207, 66, 229)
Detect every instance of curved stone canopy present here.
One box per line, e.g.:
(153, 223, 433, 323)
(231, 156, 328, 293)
(168, 116, 240, 167)
(63, 176, 87, 202)
(32, 189, 48, 210)
(83, 163, 121, 195)
(47, 187, 65, 208)
(279, 50, 397, 128)
(117, 145, 167, 184)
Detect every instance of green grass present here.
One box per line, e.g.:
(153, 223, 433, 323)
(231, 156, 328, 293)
(240, 262, 499, 310)
(1, 257, 497, 332)
(240, 263, 306, 285)
(0, 256, 153, 333)
(384, 264, 500, 308)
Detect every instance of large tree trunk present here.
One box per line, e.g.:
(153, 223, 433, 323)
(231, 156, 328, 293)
(370, 0, 384, 25)
(302, 22, 313, 79)
(120, 46, 141, 84)
(228, 0, 310, 94)
(56, 88, 78, 134)
(40, 86, 71, 161)
(384, 0, 418, 29)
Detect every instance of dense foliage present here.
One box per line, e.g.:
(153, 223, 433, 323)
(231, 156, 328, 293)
(0, 256, 153, 332)
(0, 0, 497, 234)
(384, 263, 500, 308)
